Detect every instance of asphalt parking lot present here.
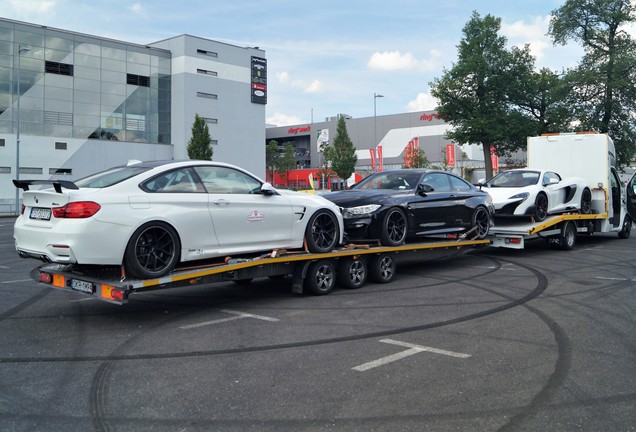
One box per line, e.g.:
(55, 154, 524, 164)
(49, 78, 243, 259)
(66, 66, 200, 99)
(1, 215, 635, 432)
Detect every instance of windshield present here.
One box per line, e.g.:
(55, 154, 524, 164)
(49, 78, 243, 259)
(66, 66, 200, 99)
(75, 165, 153, 188)
(487, 170, 540, 188)
(354, 172, 421, 190)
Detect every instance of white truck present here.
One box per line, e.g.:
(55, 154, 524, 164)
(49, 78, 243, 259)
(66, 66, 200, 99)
(490, 132, 635, 249)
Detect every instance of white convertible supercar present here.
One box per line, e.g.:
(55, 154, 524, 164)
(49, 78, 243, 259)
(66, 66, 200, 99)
(479, 169, 592, 221)
(14, 160, 344, 279)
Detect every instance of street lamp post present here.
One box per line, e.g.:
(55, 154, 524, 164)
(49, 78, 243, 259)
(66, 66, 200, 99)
(15, 45, 30, 215)
(373, 92, 384, 171)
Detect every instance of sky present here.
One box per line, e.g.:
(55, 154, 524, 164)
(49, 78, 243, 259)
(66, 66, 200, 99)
(2, 0, 633, 127)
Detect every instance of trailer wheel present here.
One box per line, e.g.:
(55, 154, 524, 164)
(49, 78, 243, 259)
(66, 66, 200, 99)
(368, 253, 396, 284)
(559, 221, 577, 250)
(305, 210, 340, 253)
(534, 193, 548, 222)
(580, 188, 592, 214)
(618, 215, 632, 239)
(304, 260, 336, 295)
(380, 208, 407, 246)
(338, 256, 368, 289)
(124, 221, 180, 279)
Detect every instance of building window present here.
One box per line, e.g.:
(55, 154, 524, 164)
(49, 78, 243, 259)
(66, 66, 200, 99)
(0, 138, 5, 147)
(55, 142, 67, 150)
(0, 167, 10, 174)
(45, 61, 74, 76)
(45, 112, 73, 125)
(196, 92, 218, 100)
(20, 167, 43, 175)
(197, 68, 218, 77)
(197, 49, 218, 58)
(50, 168, 72, 175)
(203, 117, 218, 124)
(127, 73, 150, 87)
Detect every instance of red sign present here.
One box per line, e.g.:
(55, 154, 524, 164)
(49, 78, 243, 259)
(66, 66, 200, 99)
(287, 125, 311, 134)
(369, 148, 376, 170)
(446, 144, 455, 167)
(377, 145, 383, 172)
(419, 113, 440, 121)
(490, 146, 499, 171)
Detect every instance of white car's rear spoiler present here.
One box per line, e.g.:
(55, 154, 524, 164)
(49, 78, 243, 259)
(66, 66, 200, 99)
(13, 179, 79, 193)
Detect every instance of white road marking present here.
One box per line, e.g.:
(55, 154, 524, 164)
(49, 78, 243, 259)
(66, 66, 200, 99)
(179, 309, 279, 329)
(0, 265, 9, 269)
(353, 338, 471, 372)
(70, 297, 95, 302)
(595, 276, 635, 281)
(0, 279, 33, 284)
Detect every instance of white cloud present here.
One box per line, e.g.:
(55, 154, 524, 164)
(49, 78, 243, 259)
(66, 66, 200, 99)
(7, 0, 57, 17)
(129, 3, 146, 17)
(277, 71, 290, 83)
(266, 112, 307, 127)
(407, 92, 438, 112)
(367, 49, 443, 72)
(304, 80, 322, 93)
(501, 16, 552, 62)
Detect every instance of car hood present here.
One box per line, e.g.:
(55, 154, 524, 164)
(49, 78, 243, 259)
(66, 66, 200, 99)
(322, 189, 411, 207)
(481, 186, 533, 201)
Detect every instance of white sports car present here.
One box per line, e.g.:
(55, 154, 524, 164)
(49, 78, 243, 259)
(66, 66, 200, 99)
(14, 160, 344, 279)
(479, 169, 592, 221)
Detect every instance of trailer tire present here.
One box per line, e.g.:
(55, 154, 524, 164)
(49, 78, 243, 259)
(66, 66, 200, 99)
(380, 208, 407, 246)
(618, 215, 632, 239)
(305, 210, 340, 254)
(338, 256, 368, 289)
(124, 221, 180, 279)
(304, 260, 336, 295)
(559, 221, 577, 250)
(368, 253, 396, 284)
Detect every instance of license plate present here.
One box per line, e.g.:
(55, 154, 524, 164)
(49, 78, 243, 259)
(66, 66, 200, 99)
(70, 279, 94, 294)
(30, 207, 52, 220)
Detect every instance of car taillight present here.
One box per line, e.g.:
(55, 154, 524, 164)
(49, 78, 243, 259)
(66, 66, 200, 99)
(53, 202, 101, 219)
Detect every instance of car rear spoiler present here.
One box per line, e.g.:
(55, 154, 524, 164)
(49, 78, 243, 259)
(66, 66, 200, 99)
(13, 179, 79, 193)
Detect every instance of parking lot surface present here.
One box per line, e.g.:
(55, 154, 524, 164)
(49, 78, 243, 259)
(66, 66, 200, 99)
(1, 215, 635, 431)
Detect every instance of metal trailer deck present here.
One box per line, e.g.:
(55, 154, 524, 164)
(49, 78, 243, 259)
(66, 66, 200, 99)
(31, 238, 491, 305)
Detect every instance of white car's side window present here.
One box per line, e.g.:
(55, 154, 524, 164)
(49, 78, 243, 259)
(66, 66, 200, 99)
(145, 168, 204, 193)
(194, 166, 262, 194)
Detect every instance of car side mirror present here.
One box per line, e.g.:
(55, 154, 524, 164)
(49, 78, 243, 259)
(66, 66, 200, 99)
(544, 178, 560, 186)
(416, 183, 435, 196)
(261, 182, 277, 195)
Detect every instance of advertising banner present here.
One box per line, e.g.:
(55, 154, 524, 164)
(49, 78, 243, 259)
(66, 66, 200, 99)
(446, 143, 455, 167)
(317, 129, 329, 152)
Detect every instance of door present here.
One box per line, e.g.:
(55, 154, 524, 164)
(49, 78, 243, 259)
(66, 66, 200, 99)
(627, 172, 636, 219)
(409, 172, 457, 232)
(194, 166, 294, 252)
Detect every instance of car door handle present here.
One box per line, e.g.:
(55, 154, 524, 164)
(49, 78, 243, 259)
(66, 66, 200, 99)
(213, 199, 230, 206)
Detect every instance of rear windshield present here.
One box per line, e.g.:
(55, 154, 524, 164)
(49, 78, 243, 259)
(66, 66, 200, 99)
(74, 165, 152, 188)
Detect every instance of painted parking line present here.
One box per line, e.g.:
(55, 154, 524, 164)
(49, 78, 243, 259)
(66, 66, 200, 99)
(595, 276, 636, 282)
(353, 338, 471, 372)
(179, 309, 279, 329)
(0, 279, 33, 284)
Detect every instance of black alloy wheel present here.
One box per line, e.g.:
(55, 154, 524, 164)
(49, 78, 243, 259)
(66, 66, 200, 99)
(380, 208, 407, 246)
(471, 206, 491, 240)
(124, 222, 180, 279)
(305, 210, 339, 253)
(618, 215, 632, 239)
(368, 253, 396, 284)
(580, 188, 592, 214)
(534, 193, 548, 222)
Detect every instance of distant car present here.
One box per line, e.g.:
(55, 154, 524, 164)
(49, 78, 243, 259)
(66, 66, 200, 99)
(479, 168, 592, 221)
(13, 160, 344, 279)
(323, 169, 494, 245)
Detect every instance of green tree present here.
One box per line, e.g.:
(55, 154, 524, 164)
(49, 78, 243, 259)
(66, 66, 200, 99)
(329, 115, 358, 182)
(265, 140, 279, 184)
(430, 11, 536, 179)
(402, 146, 430, 169)
(187, 114, 213, 160)
(549, 0, 636, 168)
(275, 142, 296, 187)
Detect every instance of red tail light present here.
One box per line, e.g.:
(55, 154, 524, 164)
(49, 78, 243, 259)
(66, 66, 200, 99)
(21, 204, 26, 215)
(53, 202, 101, 219)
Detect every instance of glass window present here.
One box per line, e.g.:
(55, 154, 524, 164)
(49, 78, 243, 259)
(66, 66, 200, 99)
(421, 173, 451, 192)
(14, 30, 44, 47)
(45, 36, 74, 52)
(74, 42, 100, 56)
(143, 168, 205, 193)
(193, 166, 261, 194)
(449, 175, 472, 191)
(75, 53, 100, 68)
(101, 45, 125, 61)
(75, 165, 152, 188)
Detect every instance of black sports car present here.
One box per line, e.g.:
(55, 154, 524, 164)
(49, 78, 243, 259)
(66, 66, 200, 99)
(323, 169, 494, 245)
